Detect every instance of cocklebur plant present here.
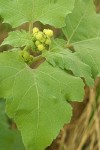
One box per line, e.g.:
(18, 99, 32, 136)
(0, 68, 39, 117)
(0, 0, 100, 150)
(19, 27, 53, 64)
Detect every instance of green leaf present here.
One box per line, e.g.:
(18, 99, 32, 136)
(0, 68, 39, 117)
(0, 0, 75, 28)
(1, 30, 33, 48)
(44, 39, 94, 86)
(0, 100, 25, 150)
(63, 0, 100, 78)
(74, 45, 100, 78)
(0, 51, 84, 150)
(44, 50, 93, 86)
(63, 0, 100, 43)
(0, 100, 7, 127)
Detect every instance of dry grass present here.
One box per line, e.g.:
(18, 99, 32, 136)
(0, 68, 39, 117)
(63, 90, 100, 150)
(47, 78, 100, 150)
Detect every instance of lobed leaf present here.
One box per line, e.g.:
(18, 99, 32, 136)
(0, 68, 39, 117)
(0, 0, 75, 28)
(0, 51, 84, 150)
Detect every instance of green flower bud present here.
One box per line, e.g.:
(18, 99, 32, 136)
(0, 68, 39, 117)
(35, 40, 41, 46)
(45, 39, 51, 45)
(33, 27, 39, 34)
(23, 51, 30, 61)
(37, 44, 45, 51)
(36, 32, 43, 40)
(43, 29, 53, 37)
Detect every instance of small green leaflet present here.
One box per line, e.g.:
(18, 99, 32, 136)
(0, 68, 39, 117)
(1, 30, 33, 48)
(63, 0, 100, 78)
(0, 51, 84, 150)
(0, 0, 75, 28)
(0, 100, 25, 150)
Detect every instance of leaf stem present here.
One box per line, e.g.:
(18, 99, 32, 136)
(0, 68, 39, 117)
(33, 55, 43, 63)
(23, 45, 31, 52)
(29, 22, 33, 33)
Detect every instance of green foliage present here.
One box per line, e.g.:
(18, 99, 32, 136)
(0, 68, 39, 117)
(63, 0, 100, 78)
(1, 30, 33, 48)
(0, 0, 75, 28)
(32, 28, 53, 51)
(63, 0, 100, 43)
(43, 39, 94, 86)
(0, 0, 100, 150)
(0, 51, 84, 150)
(0, 100, 25, 150)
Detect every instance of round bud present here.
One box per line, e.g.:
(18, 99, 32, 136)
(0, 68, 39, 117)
(33, 27, 39, 34)
(35, 40, 41, 46)
(45, 39, 51, 45)
(23, 51, 30, 61)
(43, 29, 53, 37)
(36, 32, 43, 40)
(37, 44, 45, 51)
(40, 38, 45, 43)
(43, 29, 47, 34)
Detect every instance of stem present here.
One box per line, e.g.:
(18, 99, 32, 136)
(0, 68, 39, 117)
(29, 21, 33, 33)
(33, 55, 43, 63)
(29, 55, 45, 69)
(23, 45, 31, 52)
